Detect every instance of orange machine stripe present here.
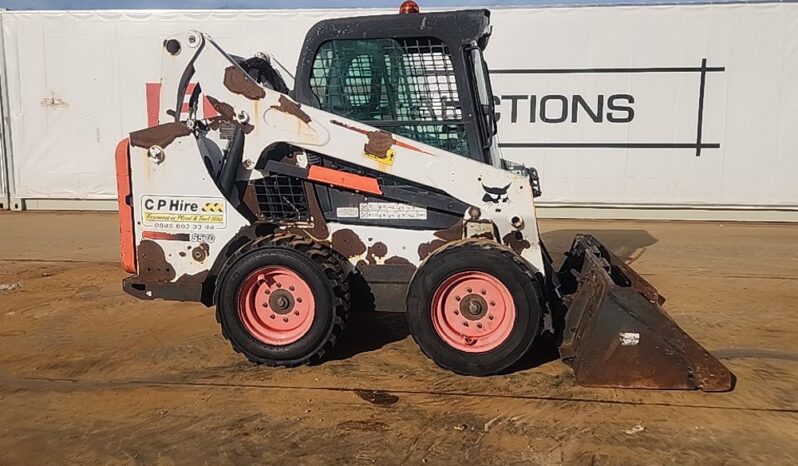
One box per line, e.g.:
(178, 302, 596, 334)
(307, 165, 383, 195)
(114, 138, 136, 273)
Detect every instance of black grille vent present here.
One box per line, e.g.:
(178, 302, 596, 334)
(252, 175, 309, 221)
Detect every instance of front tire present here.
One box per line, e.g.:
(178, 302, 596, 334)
(215, 234, 349, 366)
(406, 240, 542, 375)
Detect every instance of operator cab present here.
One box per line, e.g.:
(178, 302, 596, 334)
(293, 7, 500, 166)
(222, 3, 540, 231)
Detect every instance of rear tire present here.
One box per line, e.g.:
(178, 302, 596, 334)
(215, 234, 349, 366)
(406, 240, 542, 375)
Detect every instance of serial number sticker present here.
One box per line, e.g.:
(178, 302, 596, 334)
(336, 207, 360, 218)
(359, 202, 427, 220)
(141, 195, 227, 229)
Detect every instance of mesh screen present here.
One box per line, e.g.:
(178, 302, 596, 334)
(310, 37, 469, 156)
(253, 175, 309, 222)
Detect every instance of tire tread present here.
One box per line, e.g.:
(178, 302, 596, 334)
(215, 233, 350, 367)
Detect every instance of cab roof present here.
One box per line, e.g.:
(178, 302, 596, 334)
(300, 9, 492, 51)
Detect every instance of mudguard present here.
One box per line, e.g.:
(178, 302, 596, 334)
(558, 234, 734, 392)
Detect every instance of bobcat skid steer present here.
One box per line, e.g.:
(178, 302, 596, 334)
(115, 4, 733, 391)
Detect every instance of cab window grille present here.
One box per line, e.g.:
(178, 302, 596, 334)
(310, 37, 469, 157)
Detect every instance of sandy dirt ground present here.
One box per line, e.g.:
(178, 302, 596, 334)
(0, 211, 796, 465)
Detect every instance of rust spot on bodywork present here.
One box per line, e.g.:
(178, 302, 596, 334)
(434, 221, 464, 241)
(223, 65, 266, 100)
(206, 96, 254, 134)
(366, 242, 388, 265)
(384, 256, 414, 266)
(136, 240, 176, 282)
(206, 96, 235, 120)
(242, 184, 261, 220)
(418, 221, 466, 260)
(330, 119, 434, 156)
(331, 229, 367, 258)
(191, 242, 210, 262)
(364, 130, 395, 160)
(418, 239, 447, 261)
(129, 122, 191, 149)
(502, 231, 531, 255)
(270, 95, 311, 123)
(329, 119, 396, 161)
(173, 270, 209, 286)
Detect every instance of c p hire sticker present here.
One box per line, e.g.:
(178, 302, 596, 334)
(141, 196, 227, 229)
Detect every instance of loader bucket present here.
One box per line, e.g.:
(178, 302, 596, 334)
(557, 234, 734, 392)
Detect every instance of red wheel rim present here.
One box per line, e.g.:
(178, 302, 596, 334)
(237, 266, 315, 346)
(431, 271, 516, 353)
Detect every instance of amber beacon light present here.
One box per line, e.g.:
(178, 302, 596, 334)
(400, 1, 420, 14)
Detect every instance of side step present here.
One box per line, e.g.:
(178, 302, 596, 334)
(557, 234, 734, 392)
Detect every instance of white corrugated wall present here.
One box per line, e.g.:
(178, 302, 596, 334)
(1, 4, 797, 219)
(0, 11, 10, 211)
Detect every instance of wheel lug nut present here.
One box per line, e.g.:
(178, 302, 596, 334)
(462, 321, 469, 327)
(466, 288, 472, 293)
(289, 285, 295, 291)
(265, 289, 271, 295)
(490, 301, 495, 306)
(283, 317, 289, 323)
(488, 314, 494, 320)
(455, 296, 461, 301)
(270, 314, 276, 319)
(454, 310, 459, 315)
(262, 303, 268, 308)
(481, 289, 487, 295)
(296, 297, 302, 303)
(294, 310, 300, 316)
(477, 323, 483, 329)
(277, 283, 282, 288)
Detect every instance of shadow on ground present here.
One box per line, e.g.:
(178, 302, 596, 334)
(326, 308, 562, 374)
(325, 311, 410, 361)
(542, 229, 658, 266)
(507, 338, 562, 373)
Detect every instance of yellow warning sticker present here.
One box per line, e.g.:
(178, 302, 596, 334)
(202, 202, 225, 213)
(363, 147, 395, 166)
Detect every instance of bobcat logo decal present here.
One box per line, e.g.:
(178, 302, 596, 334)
(482, 183, 511, 212)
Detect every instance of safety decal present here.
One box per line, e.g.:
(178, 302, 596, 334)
(363, 147, 396, 166)
(359, 202, 427, 220)
(141, 195, 227, 229)
(336, 207, 360, 218)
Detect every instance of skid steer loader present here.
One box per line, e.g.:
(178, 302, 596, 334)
(115, 4, 733, 391)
